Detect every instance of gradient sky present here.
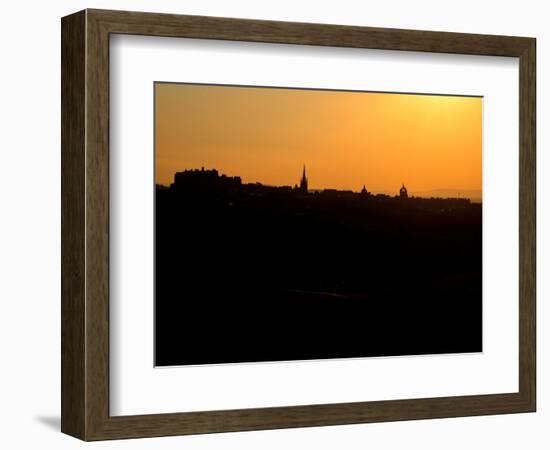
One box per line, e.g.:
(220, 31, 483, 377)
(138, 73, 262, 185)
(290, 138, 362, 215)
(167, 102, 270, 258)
(155, 83, 482, 199)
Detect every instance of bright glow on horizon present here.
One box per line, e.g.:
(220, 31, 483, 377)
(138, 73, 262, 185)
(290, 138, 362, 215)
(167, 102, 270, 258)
(155, 83, 482, 199)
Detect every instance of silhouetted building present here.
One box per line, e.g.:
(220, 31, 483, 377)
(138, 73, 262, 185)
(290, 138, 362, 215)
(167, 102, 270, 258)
(361, 185, 369, 196)
(399, 184, 408, 199)
(172, 167, 241, 193)
(299, 165, 309, 193)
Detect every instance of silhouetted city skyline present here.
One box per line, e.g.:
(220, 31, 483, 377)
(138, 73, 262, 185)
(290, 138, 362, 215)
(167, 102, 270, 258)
(154, 82, 482, 367)
(161, 165, 479, 203)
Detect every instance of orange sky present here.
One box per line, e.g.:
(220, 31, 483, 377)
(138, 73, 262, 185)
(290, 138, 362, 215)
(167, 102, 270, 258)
(155, 83, 482, 199)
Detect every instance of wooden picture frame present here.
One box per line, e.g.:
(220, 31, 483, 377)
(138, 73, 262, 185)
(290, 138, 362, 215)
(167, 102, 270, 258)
(61, 8, 536, 441)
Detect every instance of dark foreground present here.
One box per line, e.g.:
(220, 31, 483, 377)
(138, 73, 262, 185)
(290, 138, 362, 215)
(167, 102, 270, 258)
(155, 177, 482, 366)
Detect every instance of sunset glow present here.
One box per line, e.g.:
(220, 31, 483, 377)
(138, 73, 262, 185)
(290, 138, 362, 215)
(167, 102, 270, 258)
(155, 83, 482, 200)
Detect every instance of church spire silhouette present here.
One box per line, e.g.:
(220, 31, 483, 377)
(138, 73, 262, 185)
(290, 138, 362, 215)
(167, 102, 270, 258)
(299, 164, 308, 193)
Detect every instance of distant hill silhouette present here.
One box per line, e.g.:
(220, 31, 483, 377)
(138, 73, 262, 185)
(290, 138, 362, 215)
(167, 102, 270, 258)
(411, 188, 482, 202)
(155, 167, 482, 366)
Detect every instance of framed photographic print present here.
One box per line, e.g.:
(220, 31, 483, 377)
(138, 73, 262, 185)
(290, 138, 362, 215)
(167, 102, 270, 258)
(61, 9, 536, 440)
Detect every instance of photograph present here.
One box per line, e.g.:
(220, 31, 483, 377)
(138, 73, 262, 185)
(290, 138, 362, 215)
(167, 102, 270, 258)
(154, 82, 483, 366)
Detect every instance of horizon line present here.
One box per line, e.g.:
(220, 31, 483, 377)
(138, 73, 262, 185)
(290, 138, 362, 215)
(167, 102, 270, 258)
(156, 170, 482, 201)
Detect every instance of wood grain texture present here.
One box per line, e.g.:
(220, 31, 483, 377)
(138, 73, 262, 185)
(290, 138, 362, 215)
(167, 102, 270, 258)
(61, 10, 86, 440)
(518, 39, 536, 409)
(89, 8, 532, 56)
(61, 9, 536, 441)
(84, 10, 111, 440)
